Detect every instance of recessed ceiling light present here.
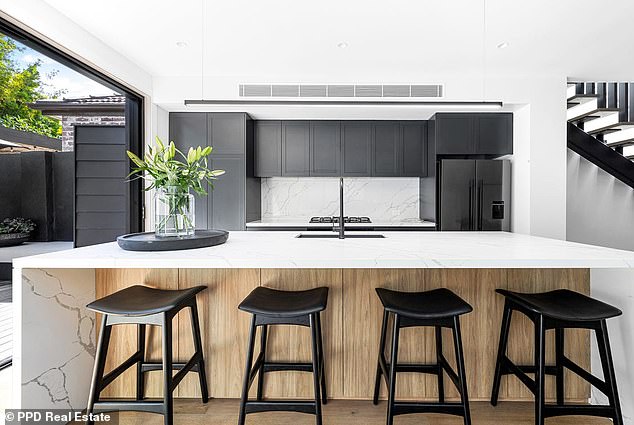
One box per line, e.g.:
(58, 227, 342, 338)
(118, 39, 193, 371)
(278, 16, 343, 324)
(176, 41, 188, 48)
(497, 42, 509, 49)
(337, 42, 349, 49)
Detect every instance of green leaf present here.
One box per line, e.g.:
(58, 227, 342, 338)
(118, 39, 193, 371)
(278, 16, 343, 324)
(155, 136, 165, 151)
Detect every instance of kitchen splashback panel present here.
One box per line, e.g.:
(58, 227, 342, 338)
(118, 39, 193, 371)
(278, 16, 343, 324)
(261, 177, 420, 220)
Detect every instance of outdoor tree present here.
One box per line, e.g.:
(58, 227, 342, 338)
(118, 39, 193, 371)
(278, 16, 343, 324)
(0, 34, 62, 139)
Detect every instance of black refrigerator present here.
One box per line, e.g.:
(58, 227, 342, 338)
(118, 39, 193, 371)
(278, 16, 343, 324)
(437, 159, 510, 231)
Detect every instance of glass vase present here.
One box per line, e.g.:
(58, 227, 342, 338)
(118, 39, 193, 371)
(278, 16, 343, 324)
(154, 186, 195, 237)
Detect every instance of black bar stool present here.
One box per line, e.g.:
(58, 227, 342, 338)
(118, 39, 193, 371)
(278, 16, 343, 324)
(373, 288, 473, 425)
(85, 285, 209, 425)
(237, 286, 328, 425)
(491, 289, 623, 425)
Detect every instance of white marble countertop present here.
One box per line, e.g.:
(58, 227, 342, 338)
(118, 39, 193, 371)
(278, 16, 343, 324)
(245, 217, 436, 228)
(12, 231, 634, 269)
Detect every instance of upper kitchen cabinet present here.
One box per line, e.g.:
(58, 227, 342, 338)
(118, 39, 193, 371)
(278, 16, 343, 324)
(433, 113, 512, 156)
(401, 121, 428, 177)
(341, 121, 372, 176)
(254, 121, 282, 177)
(310, 121, 341, 176)
(208, 113, 245, 155)
(281, 121, 310, 176)
(372, 121, 400, 176)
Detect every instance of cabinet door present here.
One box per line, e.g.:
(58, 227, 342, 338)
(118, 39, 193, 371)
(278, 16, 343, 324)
(211, 156, 245, 231)
(209, 113, 245, 155)
(401, 121, 428, 177)
(310, 121, 341, 176)
(282, 121, 310, 176)
(169, 112, 209, 229)
(254, 121, 282, 177)
(476, 114, 513, 155)
(372, 122, 400, 176)
(435, 114, 474, 155)
(341, 121, 372, 176)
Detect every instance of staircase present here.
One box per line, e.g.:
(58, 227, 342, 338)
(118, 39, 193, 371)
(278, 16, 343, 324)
(567, 82, 634, 188)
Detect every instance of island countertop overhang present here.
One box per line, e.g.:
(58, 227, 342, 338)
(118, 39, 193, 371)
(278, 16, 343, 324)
(12, 231, 634, 269)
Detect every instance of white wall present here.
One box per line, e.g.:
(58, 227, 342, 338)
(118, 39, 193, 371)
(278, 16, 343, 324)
(567, 151, 634, 251)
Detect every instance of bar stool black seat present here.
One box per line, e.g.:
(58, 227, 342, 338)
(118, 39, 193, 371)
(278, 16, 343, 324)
(237, 286, 328, 425)
(85, 285, 209, 425)
(491, 289, 623, 425)
(373, 288, 473, 425)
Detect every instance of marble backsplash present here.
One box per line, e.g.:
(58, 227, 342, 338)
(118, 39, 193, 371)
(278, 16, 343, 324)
(261, 177, 420, 221)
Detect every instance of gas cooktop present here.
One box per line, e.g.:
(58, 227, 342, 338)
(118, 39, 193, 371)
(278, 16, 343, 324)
(309, 216, 372, 224)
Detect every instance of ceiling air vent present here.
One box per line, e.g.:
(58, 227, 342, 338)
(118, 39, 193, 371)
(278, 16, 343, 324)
(300, 85, 327, 97)
(355, 85, 382, 97)
(327, 85, 354, 97)
(239, 83, 443, 98)
(271, 85, 299, 97)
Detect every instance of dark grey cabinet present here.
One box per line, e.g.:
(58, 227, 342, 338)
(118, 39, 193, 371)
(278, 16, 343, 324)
(310, 121, 340, 176)
(435, 114, 474, 155)
(254, 121, 282, 177)
(401, 121, 428, 177)
(476, 114, 512, 155)
(253, 120, 430, 177)
(341, 121, 372, 176)
(434, 113, 512, 156)
(169, 113, 209, 229)
(209, 113, 245, 155)
(372, 122, 400, 176)
(282, 121, 310, 176)
(211, 156, 245, 230)
(169, 112, 259, 231)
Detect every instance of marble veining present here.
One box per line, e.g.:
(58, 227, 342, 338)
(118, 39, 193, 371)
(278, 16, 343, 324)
(18, 268, 95, 409)
(261, 177, 421, 220)
(13, 232, 634, 270)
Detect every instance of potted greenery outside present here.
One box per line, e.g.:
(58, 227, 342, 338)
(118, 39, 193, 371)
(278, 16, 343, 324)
(127, 137, 225, 238)
(0, 218, 36, 247)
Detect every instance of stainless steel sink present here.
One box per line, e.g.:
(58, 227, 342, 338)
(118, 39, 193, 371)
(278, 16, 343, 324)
(296, 233, 385, 239)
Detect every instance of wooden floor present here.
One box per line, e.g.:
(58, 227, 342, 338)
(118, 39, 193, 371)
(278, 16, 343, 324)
(0, 283, 11, 364)
(105, 399, 612, 425)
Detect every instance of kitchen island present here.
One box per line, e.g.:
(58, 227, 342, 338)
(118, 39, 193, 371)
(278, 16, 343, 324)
(12, 231, 634, 419)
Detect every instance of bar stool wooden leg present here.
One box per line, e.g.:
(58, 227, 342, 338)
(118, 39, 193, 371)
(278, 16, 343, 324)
(136, 324, 146, 401)
(316, 313, 327, 404)
(386, 313, 401, 425)
(373, 310, 389, 405)
(452, 316, 471, 425)
(534, 315, 546, 425)
(555, 327, 565, 406)
(189, 300, 209, 403)
(596, 320, 624, 425)
(435, 325, 445, 404)
(238, 315, 257, 425)
(256, 324, 268, 402)
(491, 302, 512, 406)
(86, 315, 112, 425)
(309, 314, 323, 425)
(162, 313, 174, 425)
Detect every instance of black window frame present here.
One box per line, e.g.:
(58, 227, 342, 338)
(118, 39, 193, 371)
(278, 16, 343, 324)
(0, 17, 144, 235)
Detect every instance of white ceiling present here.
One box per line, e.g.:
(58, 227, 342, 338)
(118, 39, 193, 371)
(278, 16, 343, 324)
(39, 0, 634, 82)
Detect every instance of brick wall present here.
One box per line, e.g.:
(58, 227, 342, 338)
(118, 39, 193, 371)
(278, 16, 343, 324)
(61, 113, 125, 151)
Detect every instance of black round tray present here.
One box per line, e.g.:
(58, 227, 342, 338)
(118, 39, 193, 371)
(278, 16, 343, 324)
(117, 230, 229, 252)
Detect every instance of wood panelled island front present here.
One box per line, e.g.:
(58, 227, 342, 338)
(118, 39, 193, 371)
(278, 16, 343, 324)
(95, 267, 590, 403)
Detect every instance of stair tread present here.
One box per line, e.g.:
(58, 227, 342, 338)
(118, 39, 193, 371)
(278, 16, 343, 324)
(606, 137, 634, 147)
(568, 108, 620, 122)
(588, 122, 634, 134)
(568, 94, 599, 105)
